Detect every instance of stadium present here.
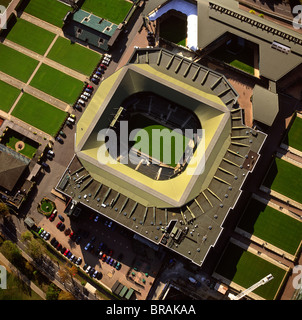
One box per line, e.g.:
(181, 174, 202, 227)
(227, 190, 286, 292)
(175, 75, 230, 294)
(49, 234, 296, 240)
(57, 48, 266, 266)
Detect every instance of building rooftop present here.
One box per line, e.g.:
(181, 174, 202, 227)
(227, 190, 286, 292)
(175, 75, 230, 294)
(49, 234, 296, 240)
(56, 47, 267, 266)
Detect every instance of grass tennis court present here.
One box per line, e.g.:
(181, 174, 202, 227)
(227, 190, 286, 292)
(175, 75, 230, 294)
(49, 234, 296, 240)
(24, 0, 71, 28)
(129, 114, 189, 167)
(11, 93, 67, 136)
(215, 242, 287, 300)
(238, 198, 302, 255)
(47, 37, 101, 76)
(81, 0, 132, 25)
(0, 80, 20, 113)
(30, 64, 84, 104)
(284, 115, 302, 152)
(0, 44, 39, 82)
(263, 157, 302, 204)
(6, 18, 56, 55)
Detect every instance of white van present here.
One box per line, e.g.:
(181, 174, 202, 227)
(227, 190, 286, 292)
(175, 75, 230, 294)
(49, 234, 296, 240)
(67, 117, 75, 123)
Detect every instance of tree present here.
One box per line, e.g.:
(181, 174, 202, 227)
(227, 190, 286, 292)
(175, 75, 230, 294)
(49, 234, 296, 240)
(1, 240, 22, 265)
(58, 291, 76, 300)
(46, 283, 61, 300)
(0, 202, 9, 217)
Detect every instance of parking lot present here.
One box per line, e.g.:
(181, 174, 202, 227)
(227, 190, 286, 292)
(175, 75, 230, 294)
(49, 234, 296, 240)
(37, 197, 163, 299)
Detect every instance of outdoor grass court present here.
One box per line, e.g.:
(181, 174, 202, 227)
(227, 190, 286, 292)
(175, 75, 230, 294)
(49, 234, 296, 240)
(284, 115, 302, 152)
(47, 36, 101, 76)
(6, 18, 56, 55)
(0, 44, 39, 82)
(24, 0, 71, 28)
(263, 157, 302, 204)
(0, 80, 20, 113)
(238, 198, 302, 255)
(128, 114, 189, 168)
(81, 0, 133, 25)
(11, 93, 67, 136)
(29, 64, 84, 104)
(215, 242, 287, 300)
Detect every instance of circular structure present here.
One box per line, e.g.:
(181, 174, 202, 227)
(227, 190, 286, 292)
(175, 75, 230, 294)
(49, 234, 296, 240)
(15, 141, 25, 152)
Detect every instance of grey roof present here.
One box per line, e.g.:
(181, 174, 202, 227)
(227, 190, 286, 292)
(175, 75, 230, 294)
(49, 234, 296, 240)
(252, 85, 279, 126)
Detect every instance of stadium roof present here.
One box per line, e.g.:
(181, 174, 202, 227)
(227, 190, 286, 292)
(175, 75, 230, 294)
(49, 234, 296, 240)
(57, 48, 266, 266)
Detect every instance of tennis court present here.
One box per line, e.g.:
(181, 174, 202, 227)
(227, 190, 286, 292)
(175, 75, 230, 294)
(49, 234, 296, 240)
(215, 242, 287, 300)
(238, 198, 302, 255)
(11, 93, 67, 136)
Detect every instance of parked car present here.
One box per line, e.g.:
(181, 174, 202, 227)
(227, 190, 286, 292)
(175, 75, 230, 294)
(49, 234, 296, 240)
(92, 270, 98, 278)
(74, 104, 82, 111)
(50, 237, 57, 246)
(83, 263, 88, 271)
(84, 88, 93, 93)
(99, 63, 107, 69)
(83, 91, 91, 97)
(63, 249, 69, 256)
(58, 214, 64, 221)
(44, 232, 50, 240)
(49, 213, 55, 221)
(69, 113, 76, 119)
(56, 243, 62, 251)
(40, 230, 46, 238)
(101, 59, 109, 66)
(67, 117, 75, 123)
(85, 265, 91, 273)
(75, 257, 82, 265)
(38, 227, 44, 235)
(94, 214, 100, 222)
(116, 262, 121, 270)
(47, 150, 54, 156)
(61, 247, 66, 254)
(56, 136, 63, 144)
(101, 253, 107, 262)
(86, 85, 93, 90)
(80, 95, 88, 101)
(91, 77, 99, 84)
(69, 254, 75, 262)
(41, 162, 49, 169)
(95, 71, 103, 77)
(84, 242, 91, 251)
(77, 99, 85, 106)
(109, 258, 114, 266)
(59, 131, 66, 138)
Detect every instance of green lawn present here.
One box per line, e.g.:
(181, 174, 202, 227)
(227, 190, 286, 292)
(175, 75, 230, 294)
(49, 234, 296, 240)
(81, 0, 132, 25)
(0, 271, 42, 300)
(129, 114, 189, 167)
(159, 15, 187, 46)
(24, 0, 71, 28)
(47, 37, 101, 76)
(215, 242, 287, 300)
(30, 64, 84, 104)
(11, 93, 67, 136)
(0, 81, 20, 113)
(6, 18, 56, 55)
(0, 44, 39, 82)
(263, 157, 302, 204)
(285, 116, 302, 152)
(238, 198, 302, 255)
(2, 128, 39, 159)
